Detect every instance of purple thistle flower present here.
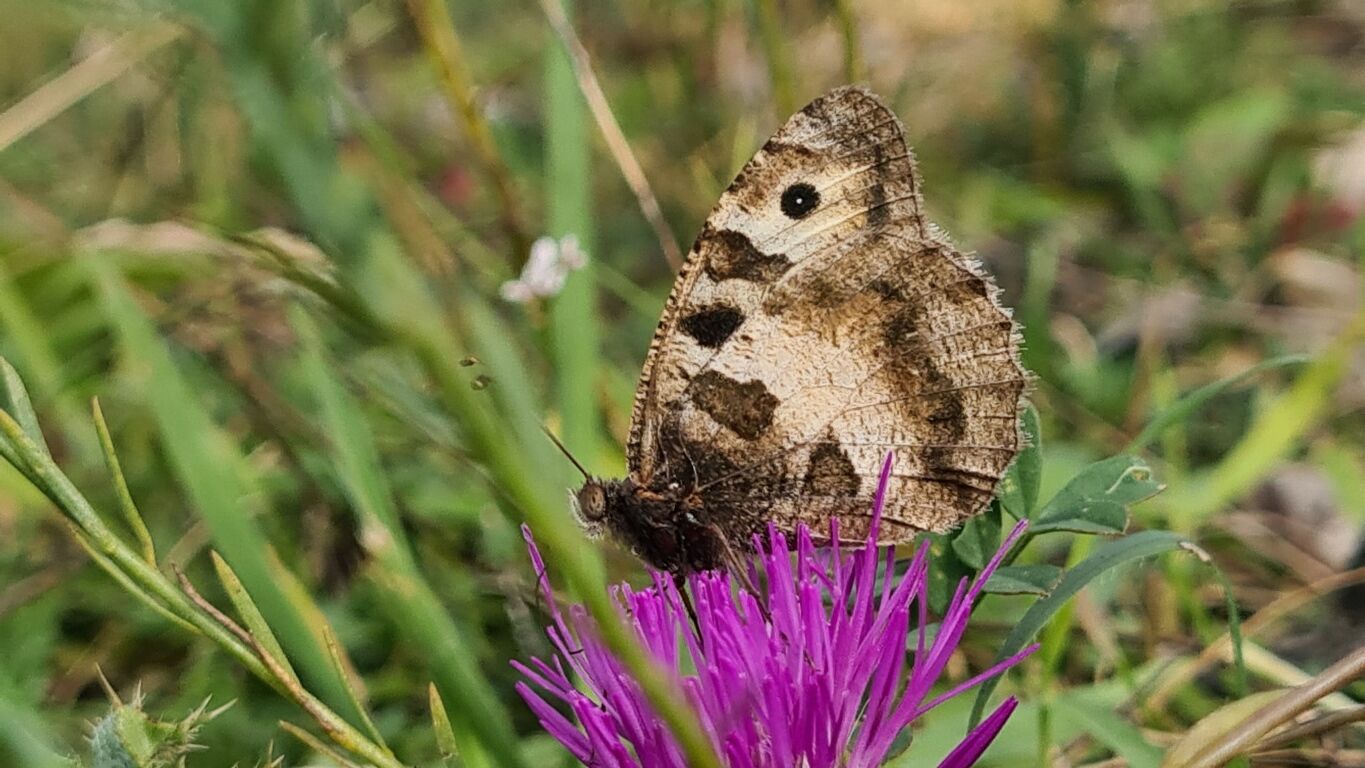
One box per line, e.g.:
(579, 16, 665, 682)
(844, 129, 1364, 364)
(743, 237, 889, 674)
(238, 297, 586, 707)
(514, 455, 1036, 767)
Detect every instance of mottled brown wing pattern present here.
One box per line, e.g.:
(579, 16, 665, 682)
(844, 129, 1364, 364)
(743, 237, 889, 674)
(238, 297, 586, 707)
(626, 86, 1025, 546)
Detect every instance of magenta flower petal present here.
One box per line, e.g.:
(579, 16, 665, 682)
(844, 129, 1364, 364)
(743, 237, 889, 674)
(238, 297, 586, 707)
(937, 697, 1020, 768)
(515, 453, 1033, 767)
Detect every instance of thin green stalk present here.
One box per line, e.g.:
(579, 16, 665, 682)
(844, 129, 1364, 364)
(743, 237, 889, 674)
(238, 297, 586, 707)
(91, 397, 157, 565)
(408, 332, 724, 768)
(1164, 304, 1365, 527)
(831, 0, 862, 83)
(536, 0, 683, 269)
(1038, 536, 1093, 673)
(405, 0, 530, 262)
(1033, 532, 1090, 763)
(546, 0, 602, 468)
(750, 0, 795, 115)
(0, 410, 275, 688)
(1036, 699, 1052, 766)
(296, 309, 528, 768)
(91, 258, 366, 727)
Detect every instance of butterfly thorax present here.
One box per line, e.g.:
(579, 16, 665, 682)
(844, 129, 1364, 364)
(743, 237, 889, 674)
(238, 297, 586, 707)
(573, 477, 729, 575)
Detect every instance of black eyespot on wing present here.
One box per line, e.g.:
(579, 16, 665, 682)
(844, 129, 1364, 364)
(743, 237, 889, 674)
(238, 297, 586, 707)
(780, 182, 820, 219)
(680, 305, 744, 349)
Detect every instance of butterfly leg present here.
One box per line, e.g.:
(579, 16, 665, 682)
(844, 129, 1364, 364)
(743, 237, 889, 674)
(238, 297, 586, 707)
(706, 522, 774, 624)
(674, 571, 702, 635)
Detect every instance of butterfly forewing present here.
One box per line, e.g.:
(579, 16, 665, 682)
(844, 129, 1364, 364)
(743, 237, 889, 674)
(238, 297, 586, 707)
(575, 87, 1026, 574)
(621, 87, 1025, 548)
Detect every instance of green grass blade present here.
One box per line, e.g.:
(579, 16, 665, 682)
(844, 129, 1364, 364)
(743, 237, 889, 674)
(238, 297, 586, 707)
(0, 697, 73, 768)
(969, 530, 1192, 727)
(428, 684, 460, 767)
(295, 307, 526, 768)
(320, 623, 389, 752)
(1125, 354, 1309, 453)
(1165, 309, 1365, 527)
(91, 397, 157, 565)
(459, 299, 562, 486)
(90, 257, 365, 728)
(291, 308, 407, 545)
(545, 0, 602, 469)
(209, 551, 299, 687)
(1052, 695, 1163, 768)
(428, 683, 493, 768)
(0, 356, 50, 459)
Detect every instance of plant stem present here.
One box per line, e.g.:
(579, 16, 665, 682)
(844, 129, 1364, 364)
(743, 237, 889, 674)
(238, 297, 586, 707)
(404, 0, 530, 263)
(545, 0, 602, 469)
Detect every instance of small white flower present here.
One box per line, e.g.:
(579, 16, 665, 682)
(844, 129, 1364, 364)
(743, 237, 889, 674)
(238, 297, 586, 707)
(500, 234, 588, 303)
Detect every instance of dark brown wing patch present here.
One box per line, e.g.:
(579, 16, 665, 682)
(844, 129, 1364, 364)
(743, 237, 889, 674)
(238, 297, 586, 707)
(691, 371, 779, 440)
(803, 437, 860, 496)
(680, 305, 744, 349)
(701, 228, 792, 283)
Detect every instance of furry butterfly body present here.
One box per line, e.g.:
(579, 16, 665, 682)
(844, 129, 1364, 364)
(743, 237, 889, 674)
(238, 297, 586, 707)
(574, 86, 1026, 575)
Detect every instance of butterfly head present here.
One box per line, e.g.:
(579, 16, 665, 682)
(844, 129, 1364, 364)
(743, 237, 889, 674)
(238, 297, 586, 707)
(570, 479, 611, 535)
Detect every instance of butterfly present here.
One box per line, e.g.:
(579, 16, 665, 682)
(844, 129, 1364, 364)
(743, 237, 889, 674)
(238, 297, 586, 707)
(570, 86, 1026, 577)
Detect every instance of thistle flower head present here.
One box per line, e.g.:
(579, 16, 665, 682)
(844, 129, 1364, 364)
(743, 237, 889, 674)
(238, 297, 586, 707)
(515, 456, 1034, 767)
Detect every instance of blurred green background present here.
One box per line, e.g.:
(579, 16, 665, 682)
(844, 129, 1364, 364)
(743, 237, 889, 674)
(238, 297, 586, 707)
(1, 0, 1363, 765)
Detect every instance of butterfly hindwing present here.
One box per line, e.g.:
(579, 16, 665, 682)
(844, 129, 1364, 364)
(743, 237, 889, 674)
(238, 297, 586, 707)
(624, 86, 1025, 546)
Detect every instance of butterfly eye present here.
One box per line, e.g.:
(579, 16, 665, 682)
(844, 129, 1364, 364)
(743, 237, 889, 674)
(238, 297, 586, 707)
(780, 182, 820, 219)
(576, 484, 607, 522)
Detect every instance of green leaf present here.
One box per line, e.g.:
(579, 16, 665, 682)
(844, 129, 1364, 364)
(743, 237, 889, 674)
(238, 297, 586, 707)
(1031, 456, 1163, 535)
(209, 552, 299, 687)
(429, 684, 460, 765)
(1053, 695, 1164, 768)
(952, 504, 1001, 570)
(969, 530, 1192, 726)
(0, 356, 49, 459)
(998, 405, 1041, 519)
(91, 397, 157, 565)
(1125, 355, 1308, 452)
(984, 564, 1062, 595)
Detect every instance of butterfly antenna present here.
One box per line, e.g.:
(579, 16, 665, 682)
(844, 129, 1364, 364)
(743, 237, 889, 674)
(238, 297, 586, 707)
(542, 426, 592, 481)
